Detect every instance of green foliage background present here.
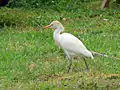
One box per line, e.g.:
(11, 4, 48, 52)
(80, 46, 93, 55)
(8, 0, 94, 10)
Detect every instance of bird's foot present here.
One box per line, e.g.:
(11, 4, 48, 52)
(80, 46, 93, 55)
(67, 66, 71, 73)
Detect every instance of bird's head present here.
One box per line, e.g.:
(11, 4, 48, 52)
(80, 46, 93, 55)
(44, 21, 64, 31)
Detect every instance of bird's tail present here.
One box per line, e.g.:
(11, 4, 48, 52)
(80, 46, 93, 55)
(91, 51, 120, 60)
(85, 50, 94, 59)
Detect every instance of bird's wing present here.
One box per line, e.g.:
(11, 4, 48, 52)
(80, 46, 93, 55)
(60, 33, 88, 54)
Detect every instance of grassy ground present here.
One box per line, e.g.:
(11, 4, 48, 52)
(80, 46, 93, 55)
(0, 1, 120, 89)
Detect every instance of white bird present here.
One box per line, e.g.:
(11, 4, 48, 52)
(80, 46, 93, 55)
(44, 21, 94, 72)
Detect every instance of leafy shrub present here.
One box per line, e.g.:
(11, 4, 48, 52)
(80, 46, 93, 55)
(0, 8, 60, 27)
(116, 0, 120, 4)
(0, 8, 34, 26)
(7, 0, 94, 11)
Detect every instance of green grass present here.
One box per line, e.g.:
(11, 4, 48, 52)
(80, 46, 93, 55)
(1, 1, 120, 89)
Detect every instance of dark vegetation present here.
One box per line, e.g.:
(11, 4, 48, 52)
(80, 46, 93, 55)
(0, 0, 9, 7)
(8, 0, 92, 9)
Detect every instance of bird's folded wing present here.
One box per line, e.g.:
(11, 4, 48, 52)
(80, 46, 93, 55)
(60, 33, 88, 54)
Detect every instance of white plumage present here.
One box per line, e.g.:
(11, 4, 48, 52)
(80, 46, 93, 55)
(44, 21, 94, 72)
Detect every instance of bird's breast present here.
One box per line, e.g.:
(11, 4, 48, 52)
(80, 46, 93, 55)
(53, 33, 62, 47)
(54, 39, 62, 47)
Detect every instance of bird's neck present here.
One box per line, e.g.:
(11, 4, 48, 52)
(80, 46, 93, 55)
(54, 28, 63, 34)
(53, 28, 63, 41)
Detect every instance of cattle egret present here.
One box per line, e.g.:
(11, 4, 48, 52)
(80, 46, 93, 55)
(44, 21, 94, 72)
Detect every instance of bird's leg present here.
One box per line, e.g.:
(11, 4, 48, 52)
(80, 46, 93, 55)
(83, 58, 89, 72)
(64, 50, 72, 73)
(67, 59, 72, 73)
(63, 52, 66, 58)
